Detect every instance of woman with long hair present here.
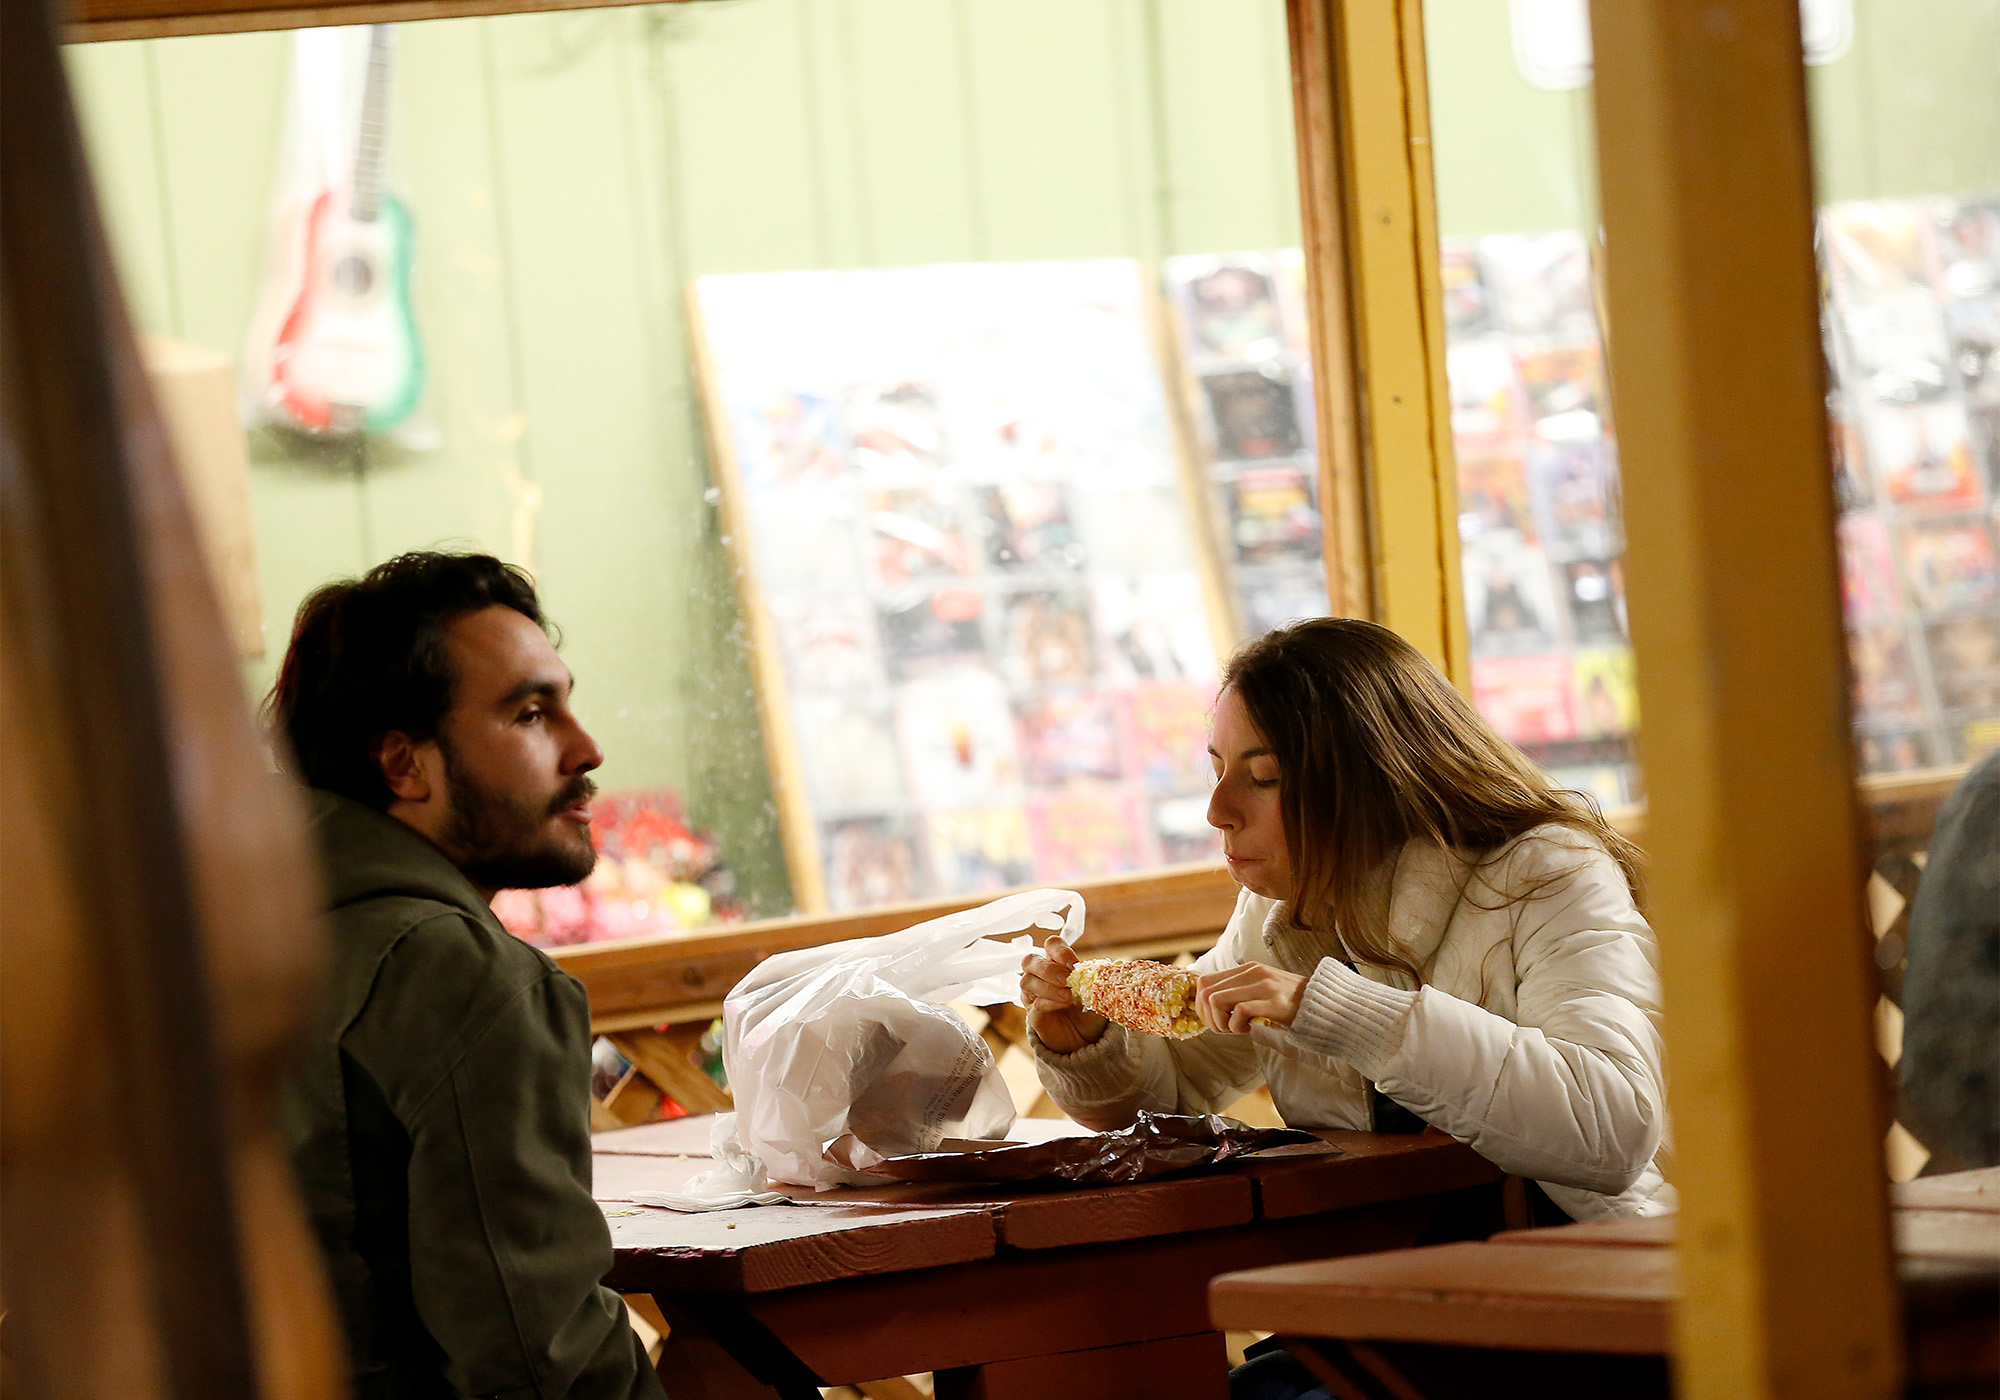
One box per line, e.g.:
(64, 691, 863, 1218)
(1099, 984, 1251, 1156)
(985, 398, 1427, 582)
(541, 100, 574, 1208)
(1021, 617, 1671, 1224)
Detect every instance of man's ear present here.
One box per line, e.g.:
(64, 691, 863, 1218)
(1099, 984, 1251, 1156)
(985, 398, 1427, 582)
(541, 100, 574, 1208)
(376, 731, 438, 805)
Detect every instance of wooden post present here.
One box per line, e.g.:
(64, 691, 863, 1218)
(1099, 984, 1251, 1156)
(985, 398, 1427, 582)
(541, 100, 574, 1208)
(2, 0, 344, 1395)
(1286, 0, 1467, 681)
(1586, 3, 1901, 1397)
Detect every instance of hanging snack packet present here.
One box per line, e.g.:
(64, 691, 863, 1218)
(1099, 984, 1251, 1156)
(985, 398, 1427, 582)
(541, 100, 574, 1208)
(1070, 958, 1205, 1039)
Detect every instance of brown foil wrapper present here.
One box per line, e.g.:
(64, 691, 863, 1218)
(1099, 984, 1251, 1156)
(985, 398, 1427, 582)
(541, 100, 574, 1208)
(864, 1111, 1322, 1185)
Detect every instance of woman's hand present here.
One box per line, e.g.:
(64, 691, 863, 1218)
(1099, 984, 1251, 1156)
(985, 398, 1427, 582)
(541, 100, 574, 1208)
(1020, 934, 1109, 1054)
(1195, 961, 1307, 1034)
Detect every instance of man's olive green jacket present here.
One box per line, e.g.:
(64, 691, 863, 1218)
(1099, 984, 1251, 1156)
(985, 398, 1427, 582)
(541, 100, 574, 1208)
(284, 791, 664, 1400)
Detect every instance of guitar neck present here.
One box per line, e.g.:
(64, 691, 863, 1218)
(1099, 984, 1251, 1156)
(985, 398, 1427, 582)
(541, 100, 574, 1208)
(350, 26, 394, 223)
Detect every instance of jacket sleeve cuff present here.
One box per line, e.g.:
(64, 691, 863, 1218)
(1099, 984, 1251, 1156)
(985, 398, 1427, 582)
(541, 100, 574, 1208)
(1029, 1021, 1141, 1112)
(1288, 958, 1418, 1080)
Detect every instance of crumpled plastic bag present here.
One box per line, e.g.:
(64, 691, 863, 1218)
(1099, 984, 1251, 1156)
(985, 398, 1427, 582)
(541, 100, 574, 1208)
(715, 887, 1084, 1190)
(627, 1115, 791, 1211)
(864, 1111, 1320, 1185)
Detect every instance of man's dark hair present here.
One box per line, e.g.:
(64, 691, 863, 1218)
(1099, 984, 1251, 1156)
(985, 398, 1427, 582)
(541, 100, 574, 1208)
(268, 551, 546, 809)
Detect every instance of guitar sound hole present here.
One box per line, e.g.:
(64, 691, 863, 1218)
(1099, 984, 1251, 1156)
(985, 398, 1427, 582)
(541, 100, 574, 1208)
(333, 254, 375, 298)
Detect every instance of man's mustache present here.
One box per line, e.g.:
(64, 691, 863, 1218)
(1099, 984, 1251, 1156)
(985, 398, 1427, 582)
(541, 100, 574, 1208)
(548, 776, 598, 818)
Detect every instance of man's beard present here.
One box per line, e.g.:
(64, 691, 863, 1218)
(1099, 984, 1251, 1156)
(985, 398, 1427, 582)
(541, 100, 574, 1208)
(438, 740, 598, 890)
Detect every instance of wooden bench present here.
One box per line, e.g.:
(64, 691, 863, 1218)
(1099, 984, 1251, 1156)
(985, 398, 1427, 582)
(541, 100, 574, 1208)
(1209, 1167, 2000, 1400)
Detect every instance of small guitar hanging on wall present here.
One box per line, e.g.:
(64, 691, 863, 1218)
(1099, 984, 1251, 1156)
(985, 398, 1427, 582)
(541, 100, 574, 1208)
(244, 26, 423, 439)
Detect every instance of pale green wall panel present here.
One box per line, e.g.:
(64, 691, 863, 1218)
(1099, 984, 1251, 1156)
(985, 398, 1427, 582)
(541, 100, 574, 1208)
(1156, 0, 1301, 254)
(1423, 0, 1592, 236)
(666, 1, 833, 273)
(827, 0, 984, 266)
(238, 457, 374, 703)
(151, 32, 288, 357)
(1809, 0, 2000, 203)
(961, 0, 1153, 258)
(65, 42, 178, 337)
(793, 0, 870, 266)
(482, 11, 691, 785)
(359, 15, 529, 572)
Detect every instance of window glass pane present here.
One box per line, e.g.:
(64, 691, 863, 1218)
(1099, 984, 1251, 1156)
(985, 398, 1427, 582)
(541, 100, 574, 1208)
(1425, 0, 1639, 813)
(1809, 3, 2000, 775)
(65, 0, 1305, 931)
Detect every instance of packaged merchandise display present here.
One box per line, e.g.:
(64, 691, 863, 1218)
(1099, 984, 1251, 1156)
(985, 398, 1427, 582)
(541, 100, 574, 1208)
(1164, 252, 1330, 636)
(1826, 196, 2000, 769)
(696, 262, 1227, 906)
(1441, 231, 1641, 806)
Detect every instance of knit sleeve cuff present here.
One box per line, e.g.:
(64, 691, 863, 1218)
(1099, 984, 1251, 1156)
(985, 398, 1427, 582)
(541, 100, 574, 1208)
(1288, 958, 1418, 1080)
(1028, 1020, 1142, 1114)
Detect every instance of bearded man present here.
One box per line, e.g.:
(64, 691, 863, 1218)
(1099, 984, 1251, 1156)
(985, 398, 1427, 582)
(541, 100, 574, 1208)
(270, 551, 664, 1400)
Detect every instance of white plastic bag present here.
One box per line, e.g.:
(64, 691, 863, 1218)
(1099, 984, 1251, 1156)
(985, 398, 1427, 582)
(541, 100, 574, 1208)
(717, 887, 1083, 1189)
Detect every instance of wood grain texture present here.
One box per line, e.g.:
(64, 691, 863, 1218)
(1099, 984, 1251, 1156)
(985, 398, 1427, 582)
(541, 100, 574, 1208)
(594, 1115, 726, 1158)
(592, 1142, 1252, 1249)
(603, 1203, 996, 1295)
(1499, 1200, 2000, 1264)
(610, 1026, 733, 1115)
(1208, 1241, 1677, 1354)
(66, 0, 674, 42)
(1, 2, 342, 1396)
(1895, 1168, 2000, 1214)
(1496, 1216, 1677, 1249)
(935, 1330, 1226, 1400)
(1284, 0, 1370, 617)
(1233, 1131, 1501, 1220)
(1895, 1209, 2000, 1262)
(557, 863, 1239, 1030)
(731, 1198, 1439, 1383)
(1588, 3, 1901, 1395)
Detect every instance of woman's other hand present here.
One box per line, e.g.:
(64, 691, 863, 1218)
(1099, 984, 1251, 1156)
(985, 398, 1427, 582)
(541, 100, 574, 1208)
(1195, 961, 1306, 1034)
(1020, 934, 1109, 1054)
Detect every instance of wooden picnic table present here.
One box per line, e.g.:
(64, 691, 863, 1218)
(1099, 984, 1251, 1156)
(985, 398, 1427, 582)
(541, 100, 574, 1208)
(1208, 1166, 2000, 1400)
(591, 1113, 1506, 1399)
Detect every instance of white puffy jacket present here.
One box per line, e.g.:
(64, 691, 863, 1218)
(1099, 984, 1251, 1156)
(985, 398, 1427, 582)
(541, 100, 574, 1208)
(1033, 824, 1675, 1219)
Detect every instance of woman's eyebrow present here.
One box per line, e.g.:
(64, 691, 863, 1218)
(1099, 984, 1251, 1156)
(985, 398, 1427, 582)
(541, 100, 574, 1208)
(1206, 745, 1275, 760)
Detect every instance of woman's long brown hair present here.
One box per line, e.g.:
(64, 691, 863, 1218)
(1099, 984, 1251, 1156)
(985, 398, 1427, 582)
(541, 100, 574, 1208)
(1222, 617, 1644, 983)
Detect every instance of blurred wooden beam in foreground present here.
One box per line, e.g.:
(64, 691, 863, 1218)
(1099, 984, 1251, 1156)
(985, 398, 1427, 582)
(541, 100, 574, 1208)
(0, 0, 343, 1396)
(1589, 2, 1902, 1397)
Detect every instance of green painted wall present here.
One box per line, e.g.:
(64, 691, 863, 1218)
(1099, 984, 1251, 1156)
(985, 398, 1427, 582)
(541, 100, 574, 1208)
(65, 0, 1303, 917)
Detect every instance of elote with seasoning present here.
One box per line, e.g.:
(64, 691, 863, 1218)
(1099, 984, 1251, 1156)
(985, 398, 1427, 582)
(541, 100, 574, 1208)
(1068, 958, 1205, 1039)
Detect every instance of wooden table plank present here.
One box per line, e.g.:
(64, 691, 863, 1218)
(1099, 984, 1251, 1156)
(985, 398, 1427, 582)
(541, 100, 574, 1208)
(740, 1197, 1444, 1384)
(1209, 1241, 1676, 1355)
(600, 1200, 996, 1294)
(1896, 1167, 2000, 1214)
(1230, 1130, 1501, 1219)
(593, 1115, 722, 1157)
(593, 1150, 1256, 1251)
(591, 1111, 1095, 1158)
(1897, 1208, 2000, 1262)
(1496, 1216, 1676, 1248)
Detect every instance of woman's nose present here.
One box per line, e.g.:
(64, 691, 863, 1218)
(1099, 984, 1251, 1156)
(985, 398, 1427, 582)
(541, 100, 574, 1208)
(1206, 783, 1235, 832)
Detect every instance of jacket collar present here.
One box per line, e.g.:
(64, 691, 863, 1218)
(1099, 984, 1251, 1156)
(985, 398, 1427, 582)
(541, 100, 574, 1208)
(1260, 838, 1477, 987)
(307, 788, 495, 923)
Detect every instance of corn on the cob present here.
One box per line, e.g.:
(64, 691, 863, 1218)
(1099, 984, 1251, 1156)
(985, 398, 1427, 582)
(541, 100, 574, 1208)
(1068, 958, 1205, 1039)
